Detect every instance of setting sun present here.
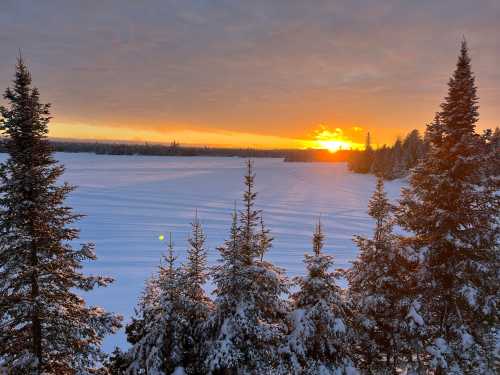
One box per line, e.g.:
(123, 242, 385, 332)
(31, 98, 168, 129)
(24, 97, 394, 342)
(303, 126, 365, 152)
(314, 139, 353, 152)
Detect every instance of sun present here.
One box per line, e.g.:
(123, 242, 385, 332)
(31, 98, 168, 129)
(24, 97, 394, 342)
(303, 126, 364, 152)
(315, 139, 353, 152)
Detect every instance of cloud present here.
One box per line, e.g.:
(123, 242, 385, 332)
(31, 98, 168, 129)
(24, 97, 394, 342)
(0, 0, 498, 146)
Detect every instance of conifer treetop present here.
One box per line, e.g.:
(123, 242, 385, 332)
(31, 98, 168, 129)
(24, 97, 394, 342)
(312, 217, 324, 256)
(441, 39, 479, 135)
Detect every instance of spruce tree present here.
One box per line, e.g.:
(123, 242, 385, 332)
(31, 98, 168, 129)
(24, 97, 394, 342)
(402, 129, 425, 171)
(284, 220, 358, 374)
(128, 218, 212, 375)
(205, 161, 289, 374)
(348, 177, 423, 373)
(389, 138, 405, 179)
(180, 213, 213, 374)
(397, 41, 499, 374)
(101, 347, 132, 375)
(0, 58, 121, 373)
(127, 234, 186, 375)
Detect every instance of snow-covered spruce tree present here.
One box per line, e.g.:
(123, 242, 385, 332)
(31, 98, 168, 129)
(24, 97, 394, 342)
(127, 234, 186, 375)
(101, 347, 132, 375)
(484, 126, 500, 178)
(205, 161, 289, 374)
(178, 213, 213, 374)
(347, 177, 423, 374)
(127, 218, 212, 375)
(125, 274, 162, 349)
(402, 130, 426, 172)
(0, 57, 121, 373)
(396, 41, 499, 374)
(389, 138, 405, 180)
(283, 220, 358, 375)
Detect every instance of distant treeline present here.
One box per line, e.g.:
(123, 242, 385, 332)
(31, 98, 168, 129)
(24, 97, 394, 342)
(284, 148, 353, 163)
(347, 130, 429, 179)
(0, 138, 290, 158)
(0, 138, 357, 162)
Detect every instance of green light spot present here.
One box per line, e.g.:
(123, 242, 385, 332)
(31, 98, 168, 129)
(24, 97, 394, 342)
(158, 234, 165, 241)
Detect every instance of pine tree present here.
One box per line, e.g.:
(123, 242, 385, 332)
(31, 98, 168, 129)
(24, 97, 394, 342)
(127, 220, 212, 375)
(397, 41, 499, 374)
(348, 132, 374, 174)
(127, 234, 186, 375)
(389, 138, 405, 179)
(205, 161, 289, 374)
(184, 212, 210, 301)
(284, 220, 358, 374)
(101, 347, 132, 375)
(125, 275, 161, 348)
(484, 126, 500, 177)
(179, 213, 213, 374)
(0, 57, 121, 373)
(347, 177, 423, 373)
(402, 129, 425, 171)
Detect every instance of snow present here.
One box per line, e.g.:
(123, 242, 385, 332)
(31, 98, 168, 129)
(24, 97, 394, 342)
(406, 301, 424, 326)
(172, 367, 186, 375)
(0, 152, 405, 352)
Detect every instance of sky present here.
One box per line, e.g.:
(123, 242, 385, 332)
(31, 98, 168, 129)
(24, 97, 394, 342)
(0, 0, 499, 149)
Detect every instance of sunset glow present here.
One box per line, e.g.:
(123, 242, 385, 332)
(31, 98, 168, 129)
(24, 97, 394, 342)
(302, 126, 365, 152)
(1, 2, 498, 149)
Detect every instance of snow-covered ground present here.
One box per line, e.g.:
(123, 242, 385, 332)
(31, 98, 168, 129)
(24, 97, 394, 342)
(0, 153, 405, 351)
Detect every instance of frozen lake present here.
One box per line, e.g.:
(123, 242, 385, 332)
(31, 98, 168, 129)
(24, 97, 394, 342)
(0, 153, 405, 351)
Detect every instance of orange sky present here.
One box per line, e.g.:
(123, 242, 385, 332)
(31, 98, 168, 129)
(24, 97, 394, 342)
(1, 1, 499, 149)
(49, 122, 370, 150)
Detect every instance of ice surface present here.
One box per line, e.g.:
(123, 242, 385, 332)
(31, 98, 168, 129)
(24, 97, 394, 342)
(0, 153, 405, 351)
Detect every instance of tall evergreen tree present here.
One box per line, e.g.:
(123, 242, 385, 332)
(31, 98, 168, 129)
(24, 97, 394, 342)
(348, 177, 423, 374)
(0, 58, 121, 373)
(284, 220, 358, 374)
(397, 41, 499, 374)
(180, 213, 213, 374)
(205, 161, 289, 374)
(101, 347, 132, 375)
(348, 132, 374, 174)
(389, 138, 405, 179)
(127, 217, 213, 375)
(127, 233, 186, 375)
(402, 129, 425, 171)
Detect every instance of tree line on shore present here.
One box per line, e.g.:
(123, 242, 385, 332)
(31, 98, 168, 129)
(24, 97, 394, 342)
(1, 42, 499, 374)
(0, 137, 294, 159)
(348, 126, 500, 180)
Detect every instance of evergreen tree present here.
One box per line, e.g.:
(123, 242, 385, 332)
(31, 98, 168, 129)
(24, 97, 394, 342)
(179, 213, 213, 374)
(284, 220, 358, 374)
(0, 58, 121, 373)
(127, 219, 212, 375)
(371, 145, 392, 179)
(484, 127, 500, 177)
(349, 129, 427, 180)
(402, 129, 425, 171)
(348, 132, 374, 174)
(125, 275, 161, 348)
(397, 41, 499, 374)
(389, 138, 405, 179)
(347, 177, 423, 374)
(127, 234, 186, 375)
(205, 161, 289, 374)
(101, 347, 132, 375)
